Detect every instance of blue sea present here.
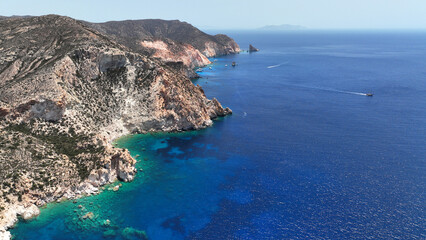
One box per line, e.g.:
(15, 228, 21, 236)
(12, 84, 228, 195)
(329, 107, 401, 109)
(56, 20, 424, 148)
(11, 31, 426, 239)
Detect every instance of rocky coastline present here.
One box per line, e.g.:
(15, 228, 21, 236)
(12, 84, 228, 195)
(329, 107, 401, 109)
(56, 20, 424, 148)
(0, 15, 238, 239)
(86, 19, 240, 78)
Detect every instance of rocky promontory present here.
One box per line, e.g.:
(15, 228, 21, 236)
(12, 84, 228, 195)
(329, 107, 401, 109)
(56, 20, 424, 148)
(87, 19, 240, 77)
(0, 15, 235, 239)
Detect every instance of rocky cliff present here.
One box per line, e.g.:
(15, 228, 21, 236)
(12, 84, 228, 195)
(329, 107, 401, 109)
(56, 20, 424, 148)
(0, 15, 232, 238)
(87, 19, 240, 76)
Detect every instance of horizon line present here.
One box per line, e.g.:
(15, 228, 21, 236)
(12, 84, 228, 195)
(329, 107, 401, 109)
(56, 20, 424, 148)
(2, 14, 426, 32)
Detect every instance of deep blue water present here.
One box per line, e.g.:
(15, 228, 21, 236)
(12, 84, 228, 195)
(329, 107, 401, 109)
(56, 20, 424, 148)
(12, 31, 426, 239)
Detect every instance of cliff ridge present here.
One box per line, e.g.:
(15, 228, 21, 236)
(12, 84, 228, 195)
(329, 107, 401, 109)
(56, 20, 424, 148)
(0, 15, 233, 238)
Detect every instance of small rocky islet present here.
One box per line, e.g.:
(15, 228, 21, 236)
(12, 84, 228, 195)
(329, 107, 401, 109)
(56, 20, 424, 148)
(0, 14, 240, 239)
(249, 44, 260, 52)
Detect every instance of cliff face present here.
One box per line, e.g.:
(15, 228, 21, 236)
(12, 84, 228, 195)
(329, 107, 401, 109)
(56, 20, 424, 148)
(87, 19, 240, 72)
(0, 15, 232, 237)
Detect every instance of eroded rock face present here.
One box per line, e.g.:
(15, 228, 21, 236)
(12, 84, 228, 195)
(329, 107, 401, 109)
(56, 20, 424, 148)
(0, 15, 233, 238)
(30, 100, 65, 122)
(87, 19, 240, 76)
(0, 203, 40, 235)
(140, 40, 211, 68)
(98, 53, 128, 72)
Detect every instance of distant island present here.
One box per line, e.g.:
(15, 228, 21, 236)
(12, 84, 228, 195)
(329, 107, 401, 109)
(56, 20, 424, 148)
(258, 24, 306, 31)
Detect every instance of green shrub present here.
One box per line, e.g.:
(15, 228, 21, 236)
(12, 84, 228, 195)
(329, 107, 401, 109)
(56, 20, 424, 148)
(6, 123, 105, 180)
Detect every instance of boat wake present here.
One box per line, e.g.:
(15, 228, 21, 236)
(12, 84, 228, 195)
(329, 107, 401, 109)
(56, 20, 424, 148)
(284, 84, 370, 96)
(327, 89, 369, 96)
(267, 62, 288, 69)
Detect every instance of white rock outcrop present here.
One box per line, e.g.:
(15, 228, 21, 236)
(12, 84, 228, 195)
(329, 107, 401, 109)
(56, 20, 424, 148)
(0, 203, 40, 240)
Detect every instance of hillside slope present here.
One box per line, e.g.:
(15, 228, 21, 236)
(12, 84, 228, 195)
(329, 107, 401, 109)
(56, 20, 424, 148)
(0, 15, 232, 238)
(88, 19, 240, 70)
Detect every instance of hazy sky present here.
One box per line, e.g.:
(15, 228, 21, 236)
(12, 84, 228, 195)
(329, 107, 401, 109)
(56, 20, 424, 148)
(1, 0, 426, 30)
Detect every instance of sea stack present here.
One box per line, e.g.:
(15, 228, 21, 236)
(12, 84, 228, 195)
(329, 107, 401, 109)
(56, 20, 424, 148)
(249, 44, 259, 52)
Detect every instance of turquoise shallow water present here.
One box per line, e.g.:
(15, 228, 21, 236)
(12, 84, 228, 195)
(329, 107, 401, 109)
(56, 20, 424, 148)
(12, 31, 426, 239)
(12, 128, 247, 240)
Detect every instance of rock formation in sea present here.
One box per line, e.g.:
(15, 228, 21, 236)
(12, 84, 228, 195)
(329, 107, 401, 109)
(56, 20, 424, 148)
(249, 44, 260, 52)
(0, 15, 236, 239)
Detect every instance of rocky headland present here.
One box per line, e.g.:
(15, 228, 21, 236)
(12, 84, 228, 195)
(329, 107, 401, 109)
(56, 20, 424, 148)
(86, 19, 240, 78)
(0, 15, 237, 239)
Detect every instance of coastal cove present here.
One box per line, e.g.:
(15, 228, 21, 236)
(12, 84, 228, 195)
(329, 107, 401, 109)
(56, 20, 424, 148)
(11, 31, 426, 239)
(10, 119, 238, 240)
